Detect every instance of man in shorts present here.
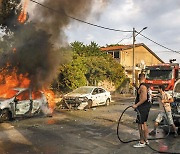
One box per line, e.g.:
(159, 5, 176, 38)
(149, 85, 178, 137)
(132, 73, 151, 148)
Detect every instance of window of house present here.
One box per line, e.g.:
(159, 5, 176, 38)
(114, 51, 120, 58)
(107, 51, 113, 57)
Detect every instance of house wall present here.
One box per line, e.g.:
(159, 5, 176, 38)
(120, 46, 162, 67)
(103, 45, 163, 90)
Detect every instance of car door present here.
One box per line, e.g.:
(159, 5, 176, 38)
(15, 89, 32, 115)
(31, 91, 42, 114)
(91, 88, 100, 106)
(97, 88, 107, 105)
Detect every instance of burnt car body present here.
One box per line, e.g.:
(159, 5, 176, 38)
(0, 88, 50, 122)
(61, 86, 111, 110)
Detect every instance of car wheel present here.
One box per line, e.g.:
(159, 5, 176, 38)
(85, 100, 92, 109)
(106, 98, 110, 106)
(0, 109, 11, 122)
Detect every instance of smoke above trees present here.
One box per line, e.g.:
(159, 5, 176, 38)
(0, 0, 109, 89)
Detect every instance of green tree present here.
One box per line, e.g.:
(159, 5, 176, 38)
(0, 0, 25, 33)
(55, 41, 126, 92)
(71, 41, 105, 57)
(54, 55, 87, 92)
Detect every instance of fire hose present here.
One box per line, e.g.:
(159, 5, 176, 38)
(116, 105, 179, 154)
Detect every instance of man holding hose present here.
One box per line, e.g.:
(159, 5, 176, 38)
(132, 73, 151, 148)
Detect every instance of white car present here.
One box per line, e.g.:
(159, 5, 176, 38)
(61, 86, 111, 110)
(0, 88, 50, 122)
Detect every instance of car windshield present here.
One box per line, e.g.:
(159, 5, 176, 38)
(174, 83, 180, 93)
(0, 89, 19, 99)
(146, 70, 172, 80)
(72, 87, 94, 94)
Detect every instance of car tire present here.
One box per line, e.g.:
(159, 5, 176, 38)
(0, 109, 11, 122)
(106, 98, 110, 106)
(85, 100, 92, 109)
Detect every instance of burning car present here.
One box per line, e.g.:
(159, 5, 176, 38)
(0, 88, 51, 122)
(61, 86, 111, 110)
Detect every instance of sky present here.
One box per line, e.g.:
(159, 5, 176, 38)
(63, 0, 180, 63)
(28, 0, 179, 63)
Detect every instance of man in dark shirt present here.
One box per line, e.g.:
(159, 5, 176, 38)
(132, 73, 151, 148)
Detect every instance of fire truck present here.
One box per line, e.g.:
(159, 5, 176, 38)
(144, 63, 180, 102)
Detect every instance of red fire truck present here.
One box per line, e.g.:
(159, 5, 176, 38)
(144, 63, 180, 102)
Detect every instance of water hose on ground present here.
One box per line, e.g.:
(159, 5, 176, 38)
(116, 105, 179, 154)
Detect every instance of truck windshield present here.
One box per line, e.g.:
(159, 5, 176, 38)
(146, 70, 172, 80)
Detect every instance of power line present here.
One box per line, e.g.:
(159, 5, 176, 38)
(117, 35, 133, 44)
(29, 0, 132, 33)
(139, 33, 180, 54)
(29, 0, 180, 55)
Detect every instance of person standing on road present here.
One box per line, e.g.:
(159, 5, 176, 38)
(132, 73, 151, 148)
(149, 85, 178, 138)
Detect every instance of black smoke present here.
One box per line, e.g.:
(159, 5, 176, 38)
(0, 0, 109, 89)
(0, 23, 62, 89)
(32, 0, 95, 45)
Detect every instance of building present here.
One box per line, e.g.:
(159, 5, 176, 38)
(101, 43, 164, 83)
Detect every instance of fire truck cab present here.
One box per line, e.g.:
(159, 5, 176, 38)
(144, 63, 179, 102)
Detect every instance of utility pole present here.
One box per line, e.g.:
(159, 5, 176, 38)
(132, 27, 147, 96)
(132, 28, 136, 96)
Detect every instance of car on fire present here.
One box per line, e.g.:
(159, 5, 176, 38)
(0, 88, 51, 122)
(60, 86, 111, 110)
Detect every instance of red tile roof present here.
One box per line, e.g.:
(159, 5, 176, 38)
(100, 45, 133, 51)
(101, 43, 164, 63)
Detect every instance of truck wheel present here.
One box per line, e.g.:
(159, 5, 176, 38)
(0, 109, 11, 122)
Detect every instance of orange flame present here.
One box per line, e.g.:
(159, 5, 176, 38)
(0, 67, 30, 98)
(0, 64, 55, 112)
(18, 0, 29, 23)
(43, 89, 55, 112)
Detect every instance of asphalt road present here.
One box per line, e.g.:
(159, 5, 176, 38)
(0, 97, 179, 154)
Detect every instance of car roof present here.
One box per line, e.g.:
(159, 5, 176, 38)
(79, 86, 104, 89)
(13, 88, 28, 92)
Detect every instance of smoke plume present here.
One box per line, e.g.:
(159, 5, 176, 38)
(0, 0, 109, 90)
(31, 0, 109, 45)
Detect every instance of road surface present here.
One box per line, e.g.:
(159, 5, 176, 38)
(0, 96, 179, 154)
